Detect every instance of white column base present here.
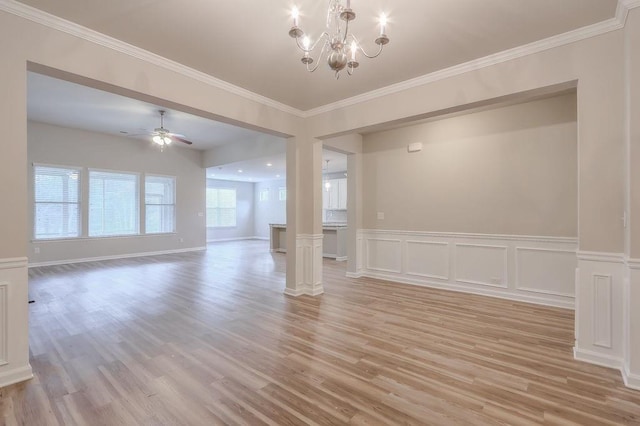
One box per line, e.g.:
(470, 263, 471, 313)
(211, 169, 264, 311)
(0, 365, 33, 388)
(284, 234, 324, 297)
(346, 229, 364, 279)
(0, 258, 32, 388)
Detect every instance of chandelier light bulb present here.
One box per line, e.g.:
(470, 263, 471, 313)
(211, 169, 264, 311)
(350, 41, 357, 60)
(292, 7, 299, 27)
(302, 36, 310, 50)
(380, 14, 387, 35)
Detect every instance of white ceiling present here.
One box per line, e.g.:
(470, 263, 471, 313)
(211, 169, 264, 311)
(16, 0, 618, 111)
(206, 150, 348, 183)
(27, 72, 282, 151)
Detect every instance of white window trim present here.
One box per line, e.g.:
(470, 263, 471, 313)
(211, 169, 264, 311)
(33, 163, 83, 241)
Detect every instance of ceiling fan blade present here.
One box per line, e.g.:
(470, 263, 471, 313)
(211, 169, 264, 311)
(125, 132, 153, 137)
(173, 136, 193, 145)
(168, 132, 185, 138)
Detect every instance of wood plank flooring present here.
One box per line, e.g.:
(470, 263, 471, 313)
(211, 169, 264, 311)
(1, 240, 639, 425)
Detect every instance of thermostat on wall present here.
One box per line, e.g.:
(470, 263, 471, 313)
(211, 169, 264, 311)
(407, 142, 423, 153)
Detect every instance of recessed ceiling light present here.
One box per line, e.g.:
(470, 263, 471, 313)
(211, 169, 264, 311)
(266, 163, 273, 167)
(276, 174, 280, 178)
(238, 169, 243, 173)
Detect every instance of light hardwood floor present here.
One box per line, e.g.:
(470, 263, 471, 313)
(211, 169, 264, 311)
(1, 240, 639, 425)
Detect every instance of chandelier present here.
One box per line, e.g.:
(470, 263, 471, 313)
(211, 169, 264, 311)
(288, 0, 390, 78)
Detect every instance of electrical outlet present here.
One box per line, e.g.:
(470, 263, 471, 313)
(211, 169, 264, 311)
(179, 238, 184, 243)
(490, 277, 501, 284)
(377, 212, 385, 220)
(34, 247, 40, 254)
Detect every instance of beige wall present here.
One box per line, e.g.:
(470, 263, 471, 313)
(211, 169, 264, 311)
(27, 121, 205, 264)
(361, 94, 577, 236)
(307, 31, 625, 253)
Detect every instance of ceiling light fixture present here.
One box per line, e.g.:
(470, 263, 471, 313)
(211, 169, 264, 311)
(289, 0, 390, 79)
(152, 110, 172, 149)
(323, 159, 331, 190)
(267, 163, 273, 167)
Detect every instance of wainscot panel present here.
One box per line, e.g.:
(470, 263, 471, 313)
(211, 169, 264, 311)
(361, 230, 577, 309)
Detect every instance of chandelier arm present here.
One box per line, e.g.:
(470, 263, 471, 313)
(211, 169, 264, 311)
(349, 34, 385, 59)
(305, 40, 330, 73)
(294, 32, 330, 53)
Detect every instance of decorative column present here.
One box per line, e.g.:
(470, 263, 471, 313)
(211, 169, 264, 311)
(0, 53, 32, 387)
(285, 135, 324, 296)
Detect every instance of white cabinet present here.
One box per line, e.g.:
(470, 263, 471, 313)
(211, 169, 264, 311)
(323, 178, 347, 210)
(337, 178, 347, 209)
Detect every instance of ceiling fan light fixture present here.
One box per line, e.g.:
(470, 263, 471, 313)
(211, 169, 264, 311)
(153, 134, 172, 145)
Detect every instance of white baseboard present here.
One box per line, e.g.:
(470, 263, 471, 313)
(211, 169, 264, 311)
(252, 236, 269, 241)
(622, 364, 640, 390)
(364, 271, 574, 309)
(322, 253, 348, 261)
(0, 364, 33, 388)
(207, 237, 262, 243)
(28, 246, 206, 268)
(346, 271, 364, 278)
(284, 288, 304, 297)
(573, 347, 624, 370)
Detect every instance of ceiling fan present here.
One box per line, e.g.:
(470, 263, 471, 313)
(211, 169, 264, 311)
(144, 110, 193, 149)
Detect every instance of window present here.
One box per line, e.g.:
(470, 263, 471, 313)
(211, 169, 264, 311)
(145, 175, 176, 234)
(34, 165, 80, 239)
(89, 170, 139, 237)
(259, 188, 269, 202)
(279, 187, 287, 201)
(206, 188, 236, 227)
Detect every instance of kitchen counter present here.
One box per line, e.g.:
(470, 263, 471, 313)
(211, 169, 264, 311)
(269, 223, 348, 261)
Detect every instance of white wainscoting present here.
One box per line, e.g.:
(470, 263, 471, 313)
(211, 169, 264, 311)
(0, 258, 33, 387)
(574, 252, 625, 372)
(360, 230, 577, 308)
(0, 282, 7, 366)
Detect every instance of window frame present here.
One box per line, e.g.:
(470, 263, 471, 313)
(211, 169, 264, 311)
(33, 163, 82, 241)
(206, 187, 237, 228)
(88, 168, 141, 238)
(144, 174, 177, 234)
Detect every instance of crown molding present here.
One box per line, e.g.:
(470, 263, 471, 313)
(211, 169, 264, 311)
(0, 0, 306, 118)
(1, 0, 638, 119)
(304, 1, 639, 117)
